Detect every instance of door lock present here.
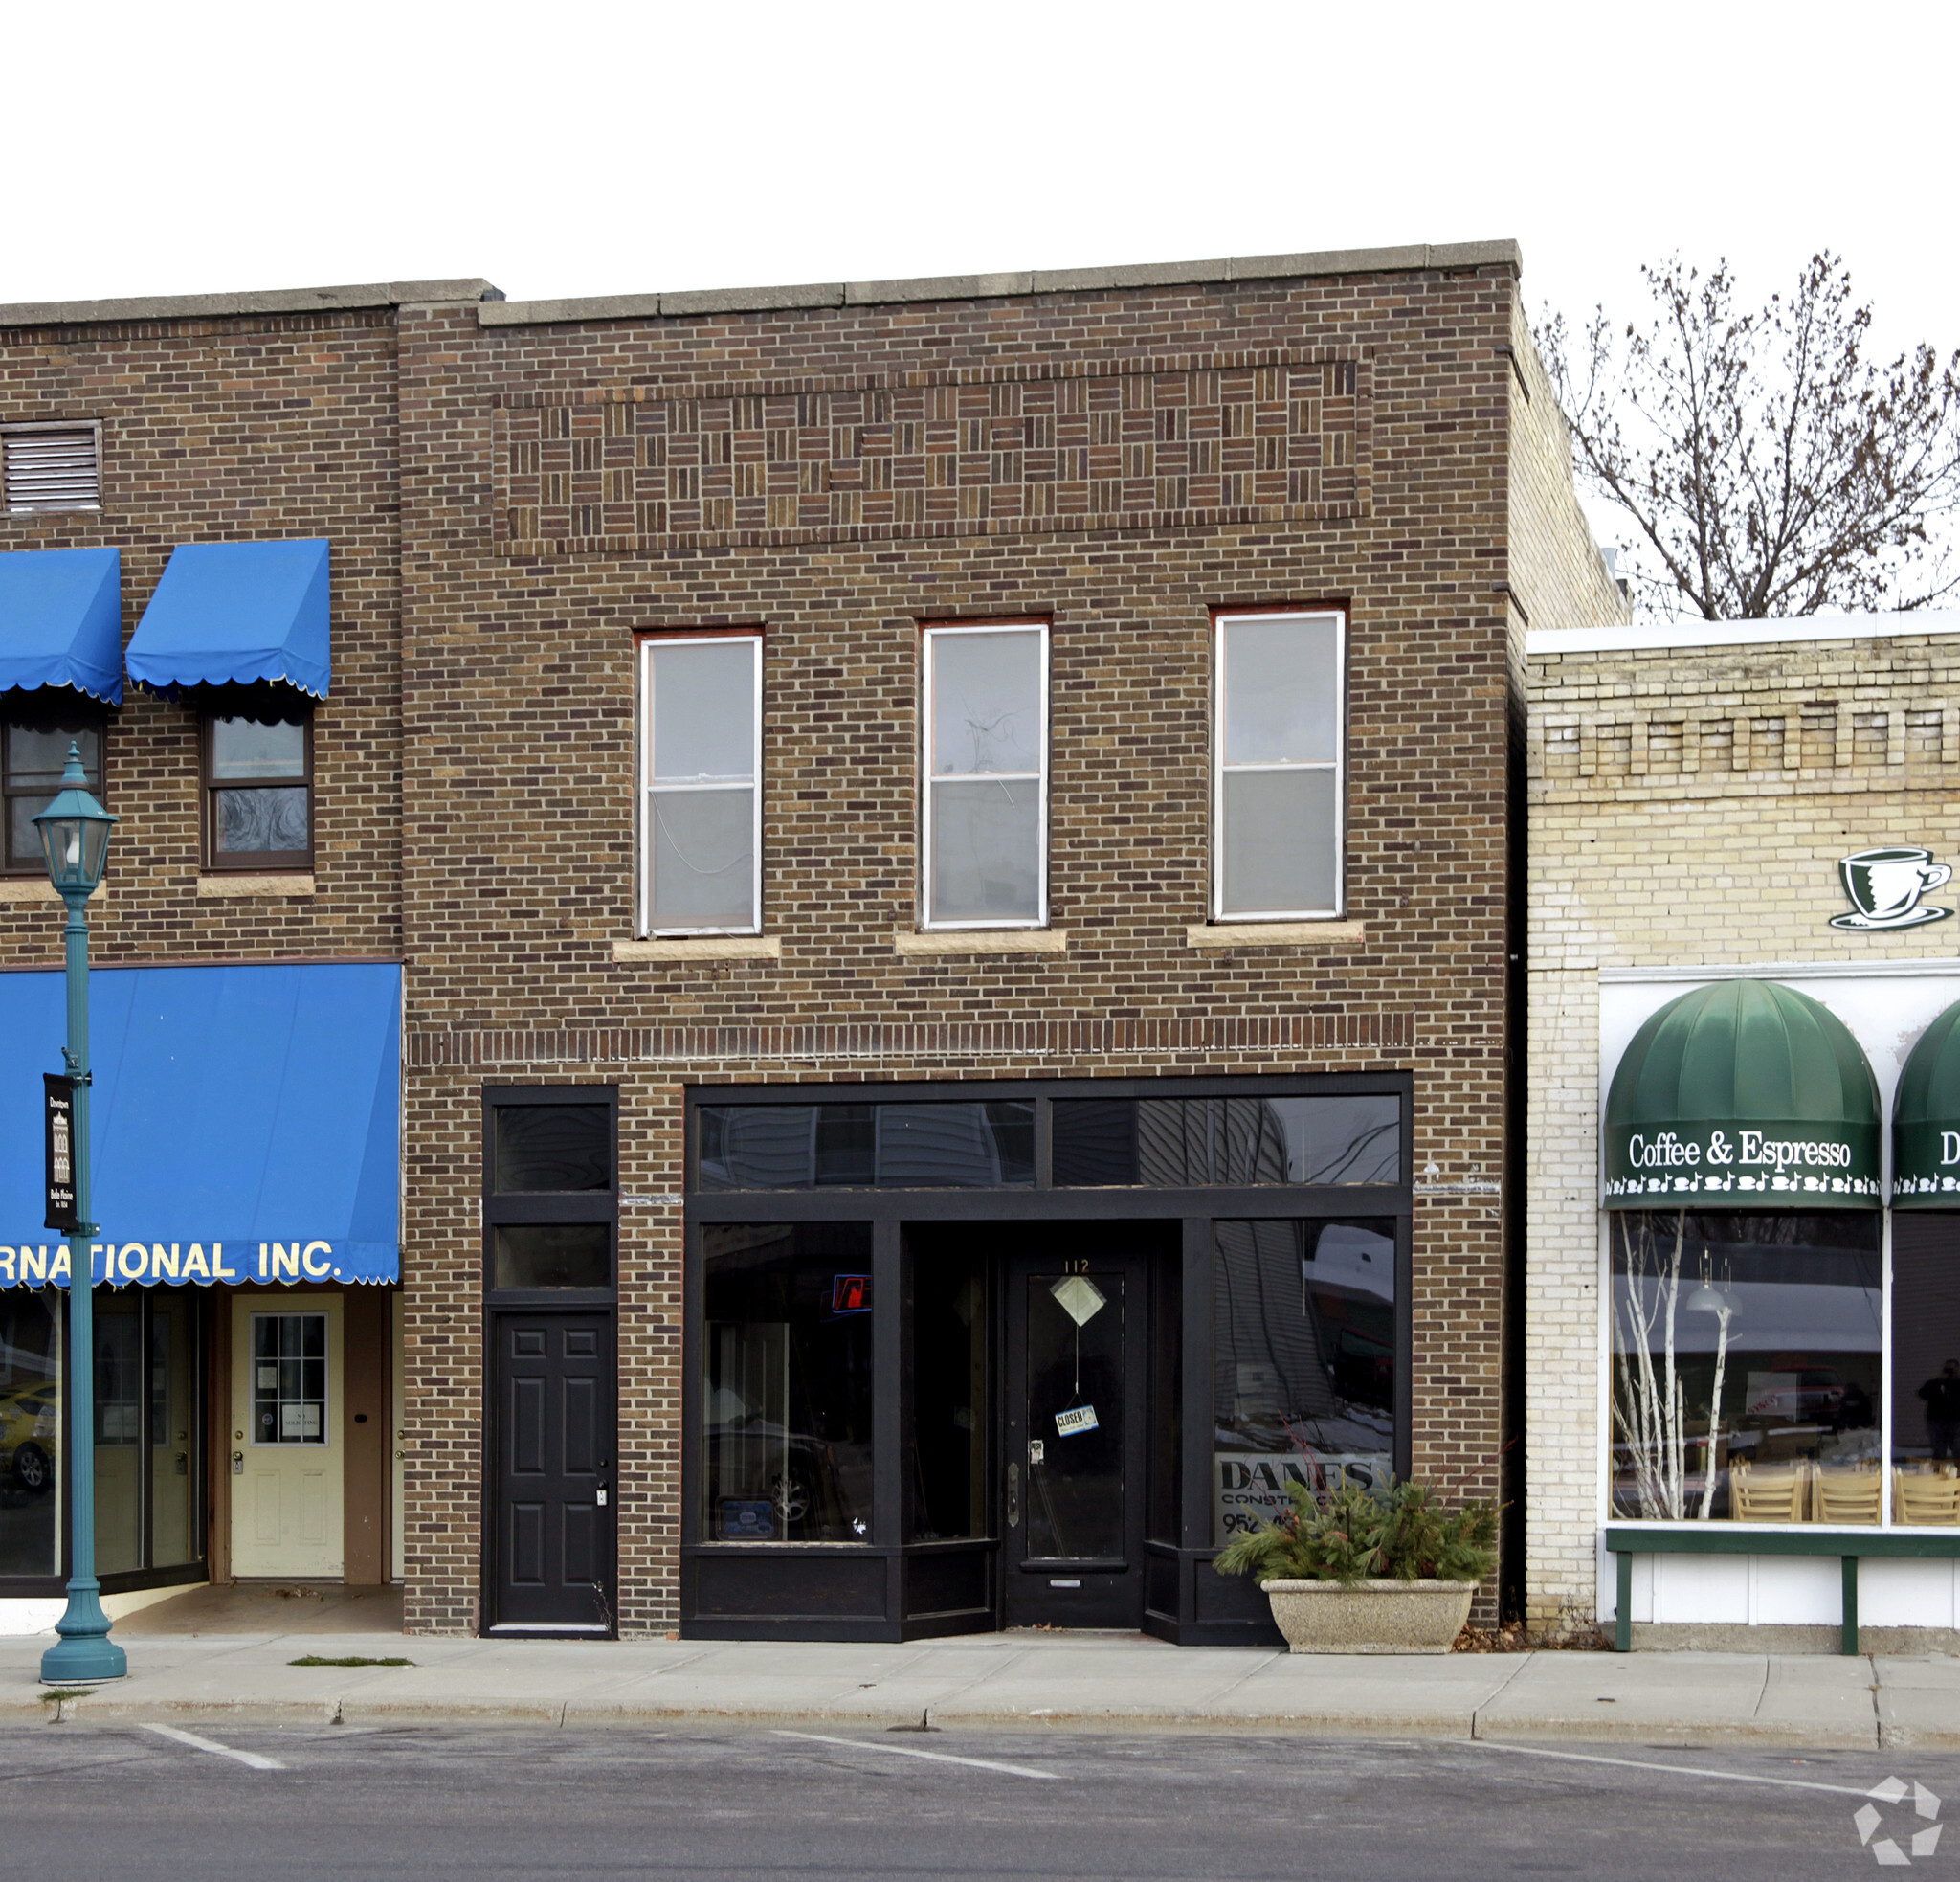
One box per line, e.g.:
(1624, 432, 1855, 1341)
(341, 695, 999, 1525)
(1006, 1461, 1020, 1529)
(231, 1450, 243, 1475)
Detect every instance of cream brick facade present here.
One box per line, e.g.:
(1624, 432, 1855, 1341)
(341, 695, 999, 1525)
(1526, 616, 1960, 1631)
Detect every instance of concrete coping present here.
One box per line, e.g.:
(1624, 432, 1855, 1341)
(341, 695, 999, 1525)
(0, 280, 502, 329)
(476, 240, 1523, 328)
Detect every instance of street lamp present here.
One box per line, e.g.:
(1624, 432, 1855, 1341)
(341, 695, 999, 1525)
(33, 742, 123, 1685)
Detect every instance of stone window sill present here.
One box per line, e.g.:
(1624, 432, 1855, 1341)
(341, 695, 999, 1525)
(613, 935, 782, 962)
(198, 874, 316, 899)
(1187, 920, 1367, 950)
(0, 878, 109, 905)
(894, 928, 1069, 956)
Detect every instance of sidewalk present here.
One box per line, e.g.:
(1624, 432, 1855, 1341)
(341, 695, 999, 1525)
(7, 1629, 1960, 1749)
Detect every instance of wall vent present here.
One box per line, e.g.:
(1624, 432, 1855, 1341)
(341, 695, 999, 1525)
(2, 422, 101, 513)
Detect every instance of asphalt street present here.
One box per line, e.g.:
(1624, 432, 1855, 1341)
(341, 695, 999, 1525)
(3, 1720, 1951, 1880)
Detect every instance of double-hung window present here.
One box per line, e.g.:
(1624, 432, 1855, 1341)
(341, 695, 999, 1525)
(203, 702, 313, 872)
(639, 633, 762, 934)
(1214, 609, 1346, 920)
(922, 620, 1048, 928)
(3, 696, 106, 875)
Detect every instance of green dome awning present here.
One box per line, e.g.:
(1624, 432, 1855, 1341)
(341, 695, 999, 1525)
(1604, 979, 1881, 1209)
(1894, 1000, 1960, 1206)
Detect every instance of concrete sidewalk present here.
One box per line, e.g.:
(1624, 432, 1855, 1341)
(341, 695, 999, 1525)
(7, 1629, 1960, 1750)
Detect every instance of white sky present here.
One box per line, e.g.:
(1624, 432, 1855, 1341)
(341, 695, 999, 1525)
(10, 0, 1955, 584)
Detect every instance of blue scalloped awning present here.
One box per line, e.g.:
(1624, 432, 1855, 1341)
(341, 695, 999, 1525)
(0, 962, 397, 1288)
(0, 547, 123, 706)
(125, 539, 330, 697)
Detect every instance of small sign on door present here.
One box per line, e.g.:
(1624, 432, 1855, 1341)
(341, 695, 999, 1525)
(1055, 1404, 1100, 1437)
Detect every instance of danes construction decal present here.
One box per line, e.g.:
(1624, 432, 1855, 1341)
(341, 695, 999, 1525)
(1604, 1121, 1879, 1204)
(0, 1240, 357, 1288)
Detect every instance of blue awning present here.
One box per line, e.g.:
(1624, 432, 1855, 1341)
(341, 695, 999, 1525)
(0, 962, 398, 1288)
(0, 547, 124, 706)
(125, 539, 330, 698)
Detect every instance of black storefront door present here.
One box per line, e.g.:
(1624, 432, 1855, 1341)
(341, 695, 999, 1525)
(1002, 1246, 1147, 1628)
(488, 1311, 615, 1634)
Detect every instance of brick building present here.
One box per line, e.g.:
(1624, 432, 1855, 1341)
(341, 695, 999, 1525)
(1527, 616, 1960, 1649)
(0, 242, 1619, 1643)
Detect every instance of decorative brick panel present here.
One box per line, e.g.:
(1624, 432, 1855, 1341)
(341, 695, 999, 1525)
(493, 352, 1368, 554)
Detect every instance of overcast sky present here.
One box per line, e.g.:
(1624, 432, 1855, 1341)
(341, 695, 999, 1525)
(11, 0, 1954, 578)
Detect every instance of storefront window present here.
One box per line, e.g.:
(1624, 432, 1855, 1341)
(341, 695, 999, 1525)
(1055, 1095, 1399, 1187)
(698, 1103, 1035, 1190)
(1213, 1219, 1397, 1544)
(702, 1223, 874, 1542)
(1890, 1215, 1960, 1524)
(0, 1292, 59, 1575)
(908, 1252, 987, 1541)
(1610, 1212, 1882, 1523)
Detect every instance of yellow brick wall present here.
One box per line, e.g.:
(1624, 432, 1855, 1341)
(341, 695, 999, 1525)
(1526, 625, 1960, 1629)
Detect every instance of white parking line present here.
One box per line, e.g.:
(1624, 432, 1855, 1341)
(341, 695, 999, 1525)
(142, 1723, 284, 1772)
(772, 1729, 1058, 1781)
(1464, 1738, 1869, 1797)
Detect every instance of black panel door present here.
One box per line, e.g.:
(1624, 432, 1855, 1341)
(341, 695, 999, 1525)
(1002, 1248, 1147, 1628)
(489, 1311, 614, 1634)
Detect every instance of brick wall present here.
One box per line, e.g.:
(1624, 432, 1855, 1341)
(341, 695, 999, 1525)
(0, 309, 408, 962)
(392, 260, 1574, 1634)
(1526, 627, 1960, 1629)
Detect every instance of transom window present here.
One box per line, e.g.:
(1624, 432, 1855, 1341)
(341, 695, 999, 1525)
(252, 1312, 327, 1445)
(639, 633, 762, 934)
(203, 702, 312, 871)
(1214, 609, 1346, 920)
(922, 620, 1048, 929)
(2, 696, 104, 875)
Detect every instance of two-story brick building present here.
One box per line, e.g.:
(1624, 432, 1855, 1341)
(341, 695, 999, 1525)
(0, 242, 1620, 1644)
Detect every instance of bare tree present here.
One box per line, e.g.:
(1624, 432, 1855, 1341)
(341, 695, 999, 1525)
(1540, 254, 1960, 618)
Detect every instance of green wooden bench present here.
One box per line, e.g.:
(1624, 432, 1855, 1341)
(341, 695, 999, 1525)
(1604, 1525, 1960, 1654)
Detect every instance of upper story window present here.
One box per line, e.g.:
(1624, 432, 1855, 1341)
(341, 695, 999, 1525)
(202, 700, 312, 872)
(1214, 609, 1346, 920)
(2, 422, 101, 514)
(922, 620, 1048, 929)
(2, 695, 105, 876)
(638, 633, 761, 934)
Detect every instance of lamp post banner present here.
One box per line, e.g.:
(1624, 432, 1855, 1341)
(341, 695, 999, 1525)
(42, 1074, 78, 1233)
(1603, 1118, 1880, 1206)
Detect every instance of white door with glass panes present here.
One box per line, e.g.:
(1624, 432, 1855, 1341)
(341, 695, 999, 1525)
(231, 1295, 344, 1577)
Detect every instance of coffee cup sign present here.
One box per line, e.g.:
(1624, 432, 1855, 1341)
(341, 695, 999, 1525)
(1832, 846, 1952, 930)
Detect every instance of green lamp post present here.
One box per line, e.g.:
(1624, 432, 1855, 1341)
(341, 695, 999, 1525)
(34, 742, 124, 1685)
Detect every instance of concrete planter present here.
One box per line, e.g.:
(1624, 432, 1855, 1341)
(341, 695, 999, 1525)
(1261, 1578, 1477, 1654)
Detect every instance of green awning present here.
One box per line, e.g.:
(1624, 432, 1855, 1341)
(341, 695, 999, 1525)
(1604, 979, 1880, 1209)
(1894, 999, 1960, 1206)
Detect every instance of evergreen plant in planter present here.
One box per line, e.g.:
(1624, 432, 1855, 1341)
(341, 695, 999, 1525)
(1213, 1477, 1498, 1654)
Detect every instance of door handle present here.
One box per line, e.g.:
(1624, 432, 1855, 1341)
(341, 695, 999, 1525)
(1006, 1461, 1020, 1529)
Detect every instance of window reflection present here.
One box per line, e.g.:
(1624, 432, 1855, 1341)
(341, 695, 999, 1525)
(1054, 1096, 1399, 1187)
(1890, 1215, 1960, 1524)
(698, 1103, 1035, 1190)
(0, 1292, 59, 1576)
(702, 1223, 874, 1542)
(1610, 1212, 1882, 1524)
(908, 1252, 987, 1542)
(1213, 1220, 1397, 1545)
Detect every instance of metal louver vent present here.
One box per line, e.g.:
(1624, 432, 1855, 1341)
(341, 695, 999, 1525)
(3, 423, 101, 512)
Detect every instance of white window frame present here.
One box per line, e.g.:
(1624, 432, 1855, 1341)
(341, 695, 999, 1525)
(921, 619, 1050, 930)
(1212, 608, 1348, 922)
(636, 631, 764, 937)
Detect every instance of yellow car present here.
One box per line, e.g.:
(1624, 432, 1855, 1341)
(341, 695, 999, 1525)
(0, 1382, 57, 1493)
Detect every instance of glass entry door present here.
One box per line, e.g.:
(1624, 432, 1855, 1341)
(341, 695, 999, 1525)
(1003, 1247, 1147, 1628)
